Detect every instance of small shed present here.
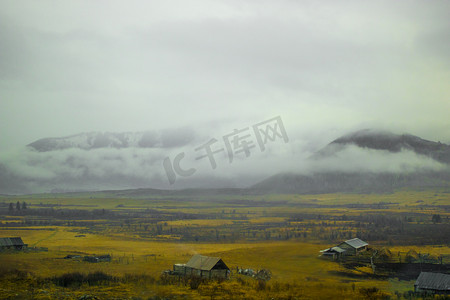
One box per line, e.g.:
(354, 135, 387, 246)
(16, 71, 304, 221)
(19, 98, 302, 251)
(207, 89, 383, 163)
(83, 254, 111, 263)
(337, 238, 368, 255)
(414, 272, 450, 294)
(0, 237, 27, 250)
(320, 246, 346, 260)
(173, 263, 187, 274)
(173, 254, 230, 279)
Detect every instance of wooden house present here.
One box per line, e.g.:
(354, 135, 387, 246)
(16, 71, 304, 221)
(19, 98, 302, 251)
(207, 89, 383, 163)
(173, 254, 230, 279)
(337, 238, 368, 255)
(0, 237, 27, 250)
(414, 272, 450, 294)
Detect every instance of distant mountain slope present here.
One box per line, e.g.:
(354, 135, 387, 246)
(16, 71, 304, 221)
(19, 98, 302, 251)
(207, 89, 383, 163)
(251, 171, 450, 194)
(12, 128, 450, 195)
(252, 129, 450, 194)
(312, 129, 450, 164)
(27, 129, 196, 151)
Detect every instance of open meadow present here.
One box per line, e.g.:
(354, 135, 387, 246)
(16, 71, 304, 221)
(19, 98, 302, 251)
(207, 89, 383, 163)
(0, 188, 449, 299)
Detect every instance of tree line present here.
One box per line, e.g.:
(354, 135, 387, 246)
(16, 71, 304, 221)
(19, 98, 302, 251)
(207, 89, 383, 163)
(8, 201, 27, 211)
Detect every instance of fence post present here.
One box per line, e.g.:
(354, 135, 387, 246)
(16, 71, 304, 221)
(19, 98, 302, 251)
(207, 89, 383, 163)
(371, 256, 376, 274)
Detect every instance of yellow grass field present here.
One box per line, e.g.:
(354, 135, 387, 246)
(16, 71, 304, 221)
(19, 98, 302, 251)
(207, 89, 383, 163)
(1, 189, 449, 299)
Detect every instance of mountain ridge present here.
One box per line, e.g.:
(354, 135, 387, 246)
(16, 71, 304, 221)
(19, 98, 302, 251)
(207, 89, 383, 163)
(6, 128, 449, 195)
(27, 129, 196, 151)
(312, 129, 450, 164)
(253, 129, 450, 194)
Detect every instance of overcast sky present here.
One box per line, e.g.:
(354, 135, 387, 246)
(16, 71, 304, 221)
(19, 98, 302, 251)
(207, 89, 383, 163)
(1, 0, 450, 151)
(1, 1, 450, 193)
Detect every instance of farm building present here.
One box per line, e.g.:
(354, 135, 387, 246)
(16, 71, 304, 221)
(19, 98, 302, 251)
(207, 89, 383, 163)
(414, 272, 450, 294)
(320, 246, 347, 260)
(83, 254, 111, 263)
(0, 237, 27, 250)
(173, 254, 230, 279)
(337, 238, 368, 255)
(320, 238, 368, 258)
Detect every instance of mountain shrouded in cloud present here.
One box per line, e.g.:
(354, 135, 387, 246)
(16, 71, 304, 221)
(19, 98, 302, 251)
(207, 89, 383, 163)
(312, 129, 450, 164)
(0, 128, 449, 195)
(252, 129, 450, 194)
(27, 128, 198, 152)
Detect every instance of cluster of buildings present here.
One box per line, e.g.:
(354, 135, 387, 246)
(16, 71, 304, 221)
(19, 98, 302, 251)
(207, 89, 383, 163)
(2, 236, 449, 294)
(320, 237, 369, 259)
(320, 238, 450, 295)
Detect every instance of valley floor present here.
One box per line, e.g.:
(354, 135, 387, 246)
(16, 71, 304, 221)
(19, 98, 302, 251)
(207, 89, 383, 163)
(0, 189, 449, 299)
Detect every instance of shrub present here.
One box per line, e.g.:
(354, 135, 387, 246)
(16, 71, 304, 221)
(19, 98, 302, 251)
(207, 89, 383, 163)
(52, 271, 115, 287)
(86, 271, 114, 285)
(0, 268, 29, 279)
(189, 276, 203, 290)
(255, 279, 266, 291)
(53, 272, 85, 287)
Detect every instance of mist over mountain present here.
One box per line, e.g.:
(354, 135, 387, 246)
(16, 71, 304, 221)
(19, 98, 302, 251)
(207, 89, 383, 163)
(312, 129, 450, 164)
(253, 129, 450, 194)
(27, 128, 198, 152)
(1, 128, 449, 195)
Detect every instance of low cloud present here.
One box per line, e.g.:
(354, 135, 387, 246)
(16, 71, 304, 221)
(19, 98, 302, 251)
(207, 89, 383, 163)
(0, 134, 448, 195)
(303, 145, 449, 174)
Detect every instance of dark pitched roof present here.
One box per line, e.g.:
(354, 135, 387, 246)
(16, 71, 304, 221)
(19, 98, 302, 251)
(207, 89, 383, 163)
(415, 272, 450, 291)
(185, 255, 229, 271)
(0, 237, 25, 247)
(342, 238, 368, 249)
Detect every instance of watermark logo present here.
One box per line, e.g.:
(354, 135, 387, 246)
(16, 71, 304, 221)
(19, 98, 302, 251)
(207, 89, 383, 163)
(163, 116, 288, 184)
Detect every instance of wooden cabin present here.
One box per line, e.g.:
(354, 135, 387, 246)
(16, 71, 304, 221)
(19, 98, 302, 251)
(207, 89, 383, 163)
(173, 254, 230, 279)
(415, 272, 450, 294)
(0, 237, 27, 250)
(337, 238, 368, 255)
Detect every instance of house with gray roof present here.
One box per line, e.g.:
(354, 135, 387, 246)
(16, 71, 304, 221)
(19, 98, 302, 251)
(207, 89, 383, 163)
(0, 237, 27, 250)
(321, 238, 369, 258)
(415, 272, 450, 294)
(337, 238, 368, 255)
(173, 254, 230, 279)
